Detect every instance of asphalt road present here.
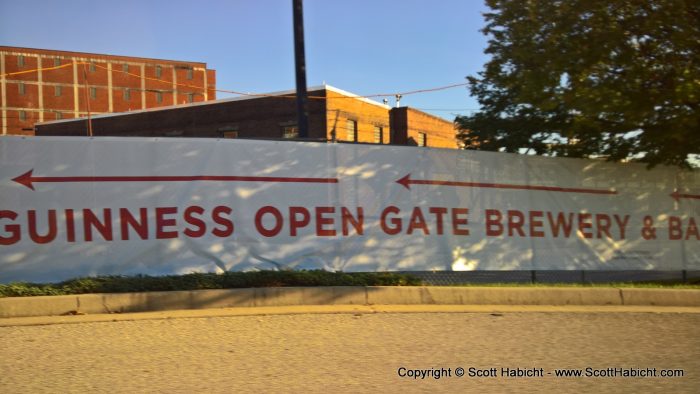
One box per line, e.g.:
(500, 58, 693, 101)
(1, 308, 698, 393)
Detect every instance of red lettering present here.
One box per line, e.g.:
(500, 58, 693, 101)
(507, 210, 525, 237)
(578, 213, 593, 239)
(83, 209, 113, 242)
(183, 206, 206, 238)
(212, 206, 234, 237)
(595, 214, 612, 239)
(380, 206, 402, 235)
(669, 216, 682, 240)
(0, 210, 20, 245)
(686, 217, 699, 240)
(155, 207, 178, 239)
(451, 208, 469, 236)
(28, 209, 58, 244)
(342, 207, 363, 236)
(547, 212, 574, 238)
(529, 210, 544, 237)
(485, 209, 503, 236)
(65, 209, 76, 242)
(289, 206, 311, 236)
(120, 208, 149, 240)
(614, 214, 629, 240)
(429, 207, 447, 235)
(316, 207, 336, 236)
(407, 207, 429, 235)
(255, 206, 283, 237)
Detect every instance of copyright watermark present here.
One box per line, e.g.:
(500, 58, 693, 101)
(397, 366, 685, 380)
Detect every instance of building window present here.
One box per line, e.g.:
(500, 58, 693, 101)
(18, 55, 24, 67)
(19, 110, 27, 121)
(90, 87, 97, 99)
(186, 93, 194, 103)
(282, 124, 299, 139)
(156, 91, 163, 103)
(374, 126, 383, 144)
(54, 57, 61, 67)
(186, 68, 193, 80)
(89, 62, 96, 72)
(418, 132, 427, 147)
(346, 119, 357, 142)
(18, 82, 25, 95)
(122, 63, 129, 73)
(56, 112, 63, 120)
(123, 88, 131, 100)
(155, 65, 162, 78)
(55, 85, 62, 97)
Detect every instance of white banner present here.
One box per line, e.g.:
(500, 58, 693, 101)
(0, 136, 698, 282)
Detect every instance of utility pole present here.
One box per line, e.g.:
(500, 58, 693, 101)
(292, 0, 309, 138)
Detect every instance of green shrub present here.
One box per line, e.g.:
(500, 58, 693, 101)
(0, 270, 422, 297)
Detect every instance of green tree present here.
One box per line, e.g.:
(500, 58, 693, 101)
(457, 0, 699, 167)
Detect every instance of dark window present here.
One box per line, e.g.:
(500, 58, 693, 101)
(374, 126, 383, 144)
(56, 112, 63, 120)
(90, 87, 97, 99)
(346, 119, 357, 142)
(156, 91, 163, 103)
(124, 88, 131, 100)
(18, 82, 25, 95)
(19, 110, 27, 121)
(18, 55, 24, 67)
(55, 85, 62, 97)
(89, 62, 96, 72)
(54, 57, 61, 67)
(155, 65, 162, 78)
(418, 132, 427, 147)
(186, 93, 194, 103)
(282, 124, 299, 138)
(186, 68, 193, 80)
(122, 63, 129, 73)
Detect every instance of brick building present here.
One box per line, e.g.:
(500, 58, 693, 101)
(0, 46, 216, 136)
(35, 85, 459, 148)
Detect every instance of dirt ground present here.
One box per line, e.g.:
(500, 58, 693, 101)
(1, 308, 698, 393)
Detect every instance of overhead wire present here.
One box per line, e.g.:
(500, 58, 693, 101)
(2, 62, 466, 143)
(1, 61, 470, 103)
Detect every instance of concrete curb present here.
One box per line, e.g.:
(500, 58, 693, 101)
(1, 286, 699, 318)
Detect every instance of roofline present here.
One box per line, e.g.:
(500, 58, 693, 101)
(0, 45, 208, 67)
(323, 85, 391, 110)
(404, 106, 456, 125)
(36, 84, 391, 126)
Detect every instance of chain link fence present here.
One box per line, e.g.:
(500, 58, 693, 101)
(400, 270, 700, 286)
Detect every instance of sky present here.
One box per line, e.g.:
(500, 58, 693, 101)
(0, 0, 491, 120)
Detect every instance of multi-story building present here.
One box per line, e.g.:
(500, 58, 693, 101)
(35, 85, 459, 148)
(0, 46, 216, 136)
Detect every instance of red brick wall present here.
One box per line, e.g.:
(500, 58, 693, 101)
(391, 107, 458, 148)
(34, 86, 463, 152)
(42, 57, 73, 84)
(42, 84, 74, 112)
(36, 90, 328, 139)
(325, 88, 390, 144)
(1, 46, 216, 135)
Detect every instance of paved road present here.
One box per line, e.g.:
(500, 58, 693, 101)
(1, 308, 698, 393)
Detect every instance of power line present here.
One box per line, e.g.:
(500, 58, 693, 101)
(415, 108, 480, 111)
(1, 61, 469, 103)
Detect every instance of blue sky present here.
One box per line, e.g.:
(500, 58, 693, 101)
(0, 0, 490, 120)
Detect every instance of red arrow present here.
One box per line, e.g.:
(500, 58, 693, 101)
(13, 169, 338, 190)
(397, 173, 617, 195)
(670, 190, 700, 202)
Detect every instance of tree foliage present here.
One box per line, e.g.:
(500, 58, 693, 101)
(457, 0, 699, 167)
